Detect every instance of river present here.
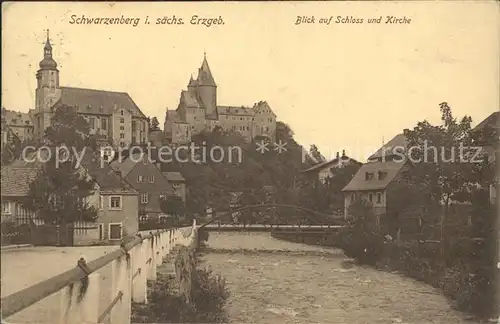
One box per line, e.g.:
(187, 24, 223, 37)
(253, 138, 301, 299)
(202, 232, 474, 324)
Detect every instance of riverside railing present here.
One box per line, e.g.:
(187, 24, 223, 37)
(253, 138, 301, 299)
(1, 219, 197, 324)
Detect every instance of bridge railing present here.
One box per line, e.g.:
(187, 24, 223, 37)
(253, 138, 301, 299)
(1, 219, 197, 324)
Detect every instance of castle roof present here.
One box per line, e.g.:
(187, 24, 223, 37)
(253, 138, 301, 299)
(180, 90, 202, 108)
(217, 106, 254, 116)
(197, 55, 216, 86)
(53, 87, 147, 119)
(165, 110, 187, 124)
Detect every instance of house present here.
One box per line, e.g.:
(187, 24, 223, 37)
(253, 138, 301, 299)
(3, 149, 140, 245)
(1, 108, 34, 144)
(342, 134, 410, 221)
(301, 150, 362, 184)
(472, 111, 499, 204)
(162, 172, 186, 202)
(110, 151, 175, 222)
(1, 167, 41, 225)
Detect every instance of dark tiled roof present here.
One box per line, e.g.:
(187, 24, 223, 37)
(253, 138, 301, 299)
(8, 149, 137, 194)
(56, 87, 146, 119)
(1, 109, 33, 126)
(1, 167, 39, 197)
(165, 110, 187, 124)
(302, 155, 362, 173)
(217, 106, 254, 116)
(162, 172, 185, 182)
(368, 133, 409, 161)
(341, 160, 407, 192)
(474, 111, 499, 132)
(197, 57, 216, 86)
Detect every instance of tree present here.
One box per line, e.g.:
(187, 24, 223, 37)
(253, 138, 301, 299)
(160, 195, 186, 224)
(24, 105, 98, 246)
(403, 102, 480, 261)
(150, 117, 160, 131)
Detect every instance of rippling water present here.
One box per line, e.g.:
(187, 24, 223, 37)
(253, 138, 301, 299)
(202, 232, 474, 324)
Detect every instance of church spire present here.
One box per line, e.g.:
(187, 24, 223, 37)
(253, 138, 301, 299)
(39, 29, 57, 70)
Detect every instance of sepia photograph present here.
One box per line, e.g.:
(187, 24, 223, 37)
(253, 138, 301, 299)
(1, 1, 499, 323)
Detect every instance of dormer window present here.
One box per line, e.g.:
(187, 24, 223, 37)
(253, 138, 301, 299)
(365, 172, 374, 180)
(378, 171, 387, 180)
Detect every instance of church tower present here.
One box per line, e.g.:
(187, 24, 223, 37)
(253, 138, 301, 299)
(34, 30, 62, 139)
(196, 53, 217, 116)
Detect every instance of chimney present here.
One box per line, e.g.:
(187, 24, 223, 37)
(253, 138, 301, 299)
(156, 162, 161, 170)
(336, 152, 340, 160)
(342, 149, 346, 157)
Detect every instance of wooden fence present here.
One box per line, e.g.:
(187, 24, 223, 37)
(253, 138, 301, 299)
(1, 219, 197, 324)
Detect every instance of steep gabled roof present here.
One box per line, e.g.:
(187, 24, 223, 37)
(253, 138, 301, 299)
(197, 56, 216, 86)
(368, 133, 409, 161)
(342, 160, 407, 192)
(55, 87, 147, 119)
(474, 111, 499, 132)
(180, 90, 202, 108)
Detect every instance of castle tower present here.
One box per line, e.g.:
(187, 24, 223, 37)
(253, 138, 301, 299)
(196, 53, 217, 116)
(34, 30, 62, 139)
(187, 75, 197, 93)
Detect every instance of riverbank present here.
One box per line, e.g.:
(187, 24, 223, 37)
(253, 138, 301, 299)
(271, 230, 498, 322)
(131, 235, 230, 323)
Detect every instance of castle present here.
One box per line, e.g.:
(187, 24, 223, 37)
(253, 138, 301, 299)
(163, 54, 277, 144)
(33, 31, 149, 148)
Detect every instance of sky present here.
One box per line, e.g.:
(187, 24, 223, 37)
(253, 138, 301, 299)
(2, 1, 499, 162)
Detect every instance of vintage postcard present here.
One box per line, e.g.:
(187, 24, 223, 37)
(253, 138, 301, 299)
(1, 1, 499, 324)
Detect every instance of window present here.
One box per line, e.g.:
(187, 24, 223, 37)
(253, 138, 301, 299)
(2, 201, 11, 214)
(121, 110, 124, 116)
(141, 194, 148, 204)
(99, 223, 104, 240)
(89, 117, 95, 129)
(120, 126, 125, 131)
(120, 118, 124, 123)
(99, 195, 104, 209)
(365, 172, 374, 180)
(120, 133, 124, 139)
(159, 193, 166, 200)
(108, 223, 122, 240)
(137, 175, 144, 183)
(101, 118, 107, 130)
(376, 193, 382, 204)
(109, 196, 122, 210)
(120, 142, 125, 147)
(368, 193, 373, 202)
(148, 175, 155, 183)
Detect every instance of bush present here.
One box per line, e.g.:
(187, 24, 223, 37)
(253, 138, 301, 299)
(132, 247, 229, 323)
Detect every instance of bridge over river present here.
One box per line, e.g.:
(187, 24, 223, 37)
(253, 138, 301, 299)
(1, 230, 474, 323)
